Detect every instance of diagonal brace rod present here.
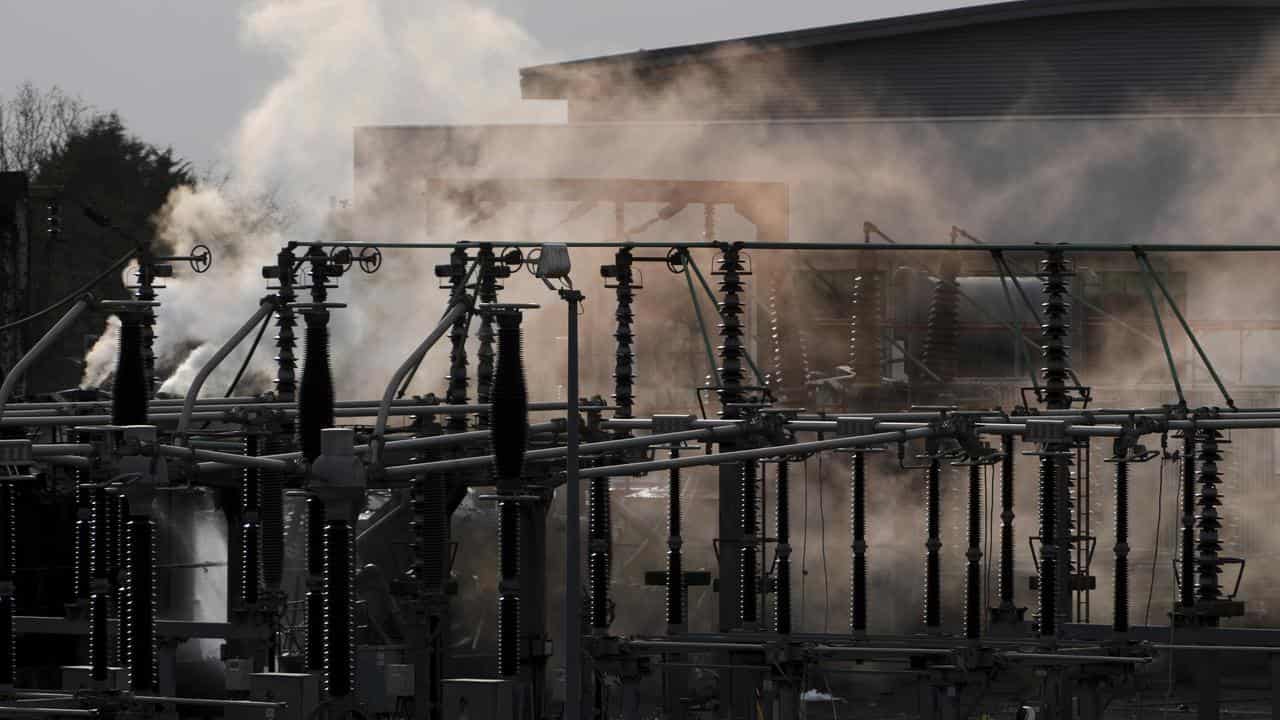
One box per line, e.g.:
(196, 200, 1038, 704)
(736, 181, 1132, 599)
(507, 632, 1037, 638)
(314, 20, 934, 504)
(1136, 257, 1186, 407)
(684, 262, 722, 390)
(1136, 252, 1234, 408)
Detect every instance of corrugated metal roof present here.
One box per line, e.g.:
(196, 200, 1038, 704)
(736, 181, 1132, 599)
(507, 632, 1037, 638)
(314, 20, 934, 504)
(521, 2, 1280, 119)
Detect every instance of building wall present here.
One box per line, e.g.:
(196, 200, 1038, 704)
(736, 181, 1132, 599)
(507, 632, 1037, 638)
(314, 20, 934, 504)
(550, 6, 1280, 122)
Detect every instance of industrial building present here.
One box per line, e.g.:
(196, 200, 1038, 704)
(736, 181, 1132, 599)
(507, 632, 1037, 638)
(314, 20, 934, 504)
(6, 1, 1280, 719)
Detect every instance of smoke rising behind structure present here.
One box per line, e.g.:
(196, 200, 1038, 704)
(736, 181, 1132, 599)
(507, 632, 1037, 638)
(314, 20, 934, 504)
(73, 0, 1280, 639)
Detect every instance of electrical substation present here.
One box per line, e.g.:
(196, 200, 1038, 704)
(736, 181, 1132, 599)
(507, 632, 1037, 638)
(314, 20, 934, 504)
(11, 1, 1280, 719)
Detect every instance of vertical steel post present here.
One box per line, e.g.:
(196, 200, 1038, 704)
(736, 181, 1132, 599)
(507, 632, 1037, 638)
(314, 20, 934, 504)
(1114, 461, 1130, 634)
(994, 434, 1019, 621)
(1181, 432, 1197, 613)
(666, 447, 684, 632)
(851, 451, 867, 634)
(965, 464, 982, 640)
(924, 458, 942, 630)
(563, 288, 583, 720)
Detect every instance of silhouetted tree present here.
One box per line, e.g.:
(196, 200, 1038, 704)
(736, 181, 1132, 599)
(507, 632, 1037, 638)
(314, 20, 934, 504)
(0, 82, 89, 175)
(25, 113, 195, 393)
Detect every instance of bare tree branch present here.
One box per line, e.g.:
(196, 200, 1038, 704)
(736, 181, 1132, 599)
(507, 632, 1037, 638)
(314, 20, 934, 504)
(0, 82, 91, 175)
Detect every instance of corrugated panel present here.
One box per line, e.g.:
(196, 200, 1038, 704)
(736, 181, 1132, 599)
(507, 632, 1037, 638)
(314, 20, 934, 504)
(570, 7, 1280, 121)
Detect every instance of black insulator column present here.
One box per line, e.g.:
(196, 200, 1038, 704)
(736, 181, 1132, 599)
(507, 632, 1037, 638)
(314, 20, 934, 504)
(774, 460, 791, 635)
(739, 460, 759, 628)
(112, 312, 149, 425)
(305, 496, 326, 672)
(965, 464, 982, 640)
(113, 495, 130, 667)
(1038, 250, 1073, 409)
(1180, 433, 1197, 612)
(412, 471, 449, 719)
(666, 450, 684, 630)
(475, 246, 499, 429)
(851, 452, 867, 634)
(491, 312, 528, 483)
(273, 249, 298, 403)
(125, 516, 156, 691)
(924, 458, 941, 629)
(1038, 457, 1058, 638)
(996, 435, 1018, 616)
(497, 500, 520, 677)
(610, 247, 636, 420)
(89, 487, 109, 684)
(414, 477, 449, 600)
(134, 259, 159, 395)
(490, 309, 528, 678)
(1196, 431, 1225, 620)
(588, 477, 610, 631)
(716, 244, 746, 411)
(850, 262, 883, 386)
(322, 520, 354, 698)
(922, 257, 960, 383)
(241, 435, 261, 606)
(298, 316, 335, 462)
(444, 247, 470, 436)
(1038, 249, 1074, 634)
(75, 486, 92, 604)
(0, 479, 15, 691)
(1113, 461, 1130, 634)
(715, 243, 747, 637)
(260, 439, 285, 595)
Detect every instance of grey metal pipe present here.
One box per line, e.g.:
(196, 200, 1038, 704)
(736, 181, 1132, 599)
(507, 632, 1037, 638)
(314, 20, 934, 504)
(0, 298, 92, 421)
(1000, 652, 1151, 665)
(1154, 644, 1280, 653)
(578, 426, 936, 479)
(195, 423, 561, 474)
(383, 424, 744, 480)
(809, 645, 953, 657)
(30, 444, 94, 456)
(603, 418, 738, 430)
(38, 456, 91, 469)
(1169, 418, 1280, 431)
(0, 708, 99, 717)
(372, 302, 470, 464)
(176, 299, 277, 438)
(626, 640, 767, 652)
(152, 444, 294, 473)
(0, 411, 229, 428)
(976, 423, 1127, 438)
(133, 696, 285, 709)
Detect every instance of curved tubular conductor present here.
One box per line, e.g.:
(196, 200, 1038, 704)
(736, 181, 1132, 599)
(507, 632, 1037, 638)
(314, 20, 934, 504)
(0, 298, 93, 421)
(175, 298, 277, 439)
(371, 301, 470, 465)
(578, 426, 936, 479)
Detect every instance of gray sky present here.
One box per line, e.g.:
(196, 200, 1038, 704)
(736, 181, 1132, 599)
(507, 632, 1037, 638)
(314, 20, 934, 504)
(1, 0, 987, 172)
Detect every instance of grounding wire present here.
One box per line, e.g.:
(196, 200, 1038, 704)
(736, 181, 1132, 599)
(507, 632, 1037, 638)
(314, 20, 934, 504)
(801, 456, 810, 630)
(0, 246, 136, 332)
(224, 308, 275, 397)
(817, 450, 830, 632)
(984, 463, 994, 630)
(395, 260, 482, 399)
(1145, 454, 1169, 626)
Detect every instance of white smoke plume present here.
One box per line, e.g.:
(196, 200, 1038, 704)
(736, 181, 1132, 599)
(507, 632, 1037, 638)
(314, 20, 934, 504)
(82, 0, 562, 397)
